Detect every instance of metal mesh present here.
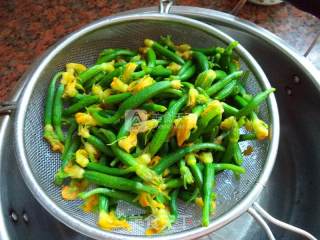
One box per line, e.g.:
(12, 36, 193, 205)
(22, 19, 270, 237)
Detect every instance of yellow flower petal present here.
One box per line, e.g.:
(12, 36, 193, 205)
(75, 112, 97, 126)
(98, 211, 131, 231)
(118, 132, 138, 153)
(176, 114, 198, 146)
(111, 77, 129, 93)
(82, 195, 99, 213)
(128, 75, 155, 93)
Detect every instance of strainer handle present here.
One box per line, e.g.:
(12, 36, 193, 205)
(159, 0, 174, 14)
(248, 202, 317, 240)
(0, 101, 16, 115)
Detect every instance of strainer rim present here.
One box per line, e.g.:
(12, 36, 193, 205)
(14, 13, 279, 240)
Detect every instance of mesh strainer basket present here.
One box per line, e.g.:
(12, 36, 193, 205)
(12, 2, 315, 240)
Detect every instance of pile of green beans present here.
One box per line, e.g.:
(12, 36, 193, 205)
(43, 36, 275, 234)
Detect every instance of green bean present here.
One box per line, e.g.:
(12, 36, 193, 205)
(78, 63, 112, 84)
(192, 46, 224, 56)
(64, 96, 99, 116)
(233, 143, 244, 166)
(150, 65, 172, 78)
(96, 49, 137, 64)
(83, 171, 161, 195)
(147, 39, 185, 65)
(146, 95, 187, 157)
(178, 60, 192, 76)
(214, 80, 237, 100)
(234, 94, 249, 108)
(239, 133, 257, 141)
(78, 187, 138, 206)
(236, 88, 275, 117)
(86, 135, 113, 157)
(100, 129, 162, 185)
(221, 125, 239, 163)
(214, 163, 245, 174)
(153, 143, 225, 174)
(155, 59, 170, 66)
(215, 70, 227, 81)
(202, 161, 214, 227)
(92, 81, 175, 125)
(160, 35, 176, 51)
(61, 120, 77, 160)
(86, 162, 135, 176)
(185, 153, 203, 190)
(206, 71, 243, 97)
(142, 102, 167, 112)
(147, 48, 156, 67)
(222, 102, 239, 116)
(165, 179, 184, 189)
(44, 72, 63, 126)
(193, 51, 209, 72)
(53, 83, 65, 142)
(99, 67, 123, 88)
(180, 65, 196, 81)
(99, 194, 109, 213)
(169, 189, 179, 223)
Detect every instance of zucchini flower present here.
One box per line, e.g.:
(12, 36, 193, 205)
(167, 62, 181, 74)
(128, 75, 155, 93)
(187, 88, 199, 107)
(66, 63, 87, 75)
(200, 100, 224, 127)
(251, 112, 269, 140)
(198, 152, 213, 164)
(75, 149, 89, 167)
(170, 80, 183, 90)
(111, 77, 129, 93)
(179, 160, 194, 189)
(61, 71, 78, 98)
(82, 195, 99, 213)
(43, 124, 64, 153)
(118, 120, 159, 153)
(175, 113, 198, 146)
(145, 208, 171, 235)
(122, 62, 137, 83)
(75, 112, 97, 126)
(220, 116, 237, 130)
(84, 142, 99, 162)
(63, 162, 84, 179)
(98, 211, 131, 231)
(61, 179, 88, 200)
(195, 70, 216, 90)
(92, 85, 112, 100)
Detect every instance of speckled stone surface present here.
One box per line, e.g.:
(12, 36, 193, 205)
(0, 0, 319, 101)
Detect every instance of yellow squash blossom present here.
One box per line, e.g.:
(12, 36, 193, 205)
(61, 179, 88, 200)
(118, 120, 159, 153)
(98, 211, 131, 231)
(82, 195, 99, 213)
(75, 112, 97, 126)
(75, 149, 89, 167)
(187, 88, 199, 107)
(61, 71, 78, 98)
(122, 62, 137, 83)
(145, 208, 171, 235)
(111, 77, 129, 93)
(176, 113, 198, 146)
(128, 75, 155, 93)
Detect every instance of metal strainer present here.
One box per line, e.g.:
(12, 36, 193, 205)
(10, 1, 315, 240)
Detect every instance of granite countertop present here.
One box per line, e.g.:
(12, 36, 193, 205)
(0, 0, 319, 101)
